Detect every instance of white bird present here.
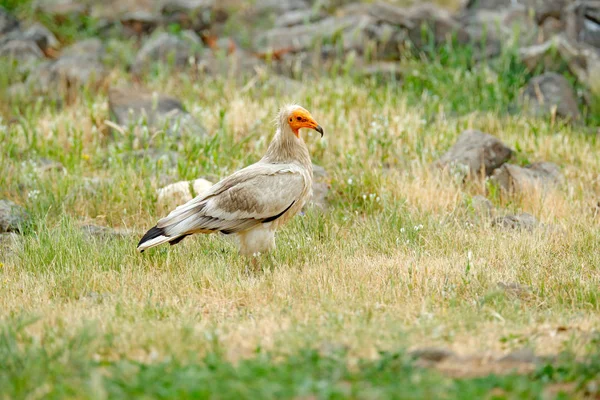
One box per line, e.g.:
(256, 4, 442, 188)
(137, 104, 323, 256)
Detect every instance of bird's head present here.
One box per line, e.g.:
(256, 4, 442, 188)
(280, 104, 324, 138)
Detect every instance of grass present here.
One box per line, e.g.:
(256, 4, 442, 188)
(2, 3, 600, 397)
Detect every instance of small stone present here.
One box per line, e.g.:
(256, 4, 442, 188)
(522, 72, 581, 121)
(108, 87, 206, 137)
(493, 213, 540, 231)
(0, 7, 20, 35)
(491, 162, 562, 195)
(309, 164, 330, 210)
(61, 38, 104, 60)
(132, 31, 204, 75)
(435, 130, 513, 178)
(0, 39, 43, 62)
(161, 0, 220, 32)
(410, 347, 456, 362)
(157, 178, 213, 208)
(275, 9, 326, 28)
(80, 224, 126, 238)
(498, 348, 538, 364)
(0, 200, 28, 233)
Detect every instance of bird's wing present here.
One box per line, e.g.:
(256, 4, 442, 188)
(157, 162, 307, 236)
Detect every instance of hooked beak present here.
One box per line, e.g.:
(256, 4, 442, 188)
(315, 125, 324, 137)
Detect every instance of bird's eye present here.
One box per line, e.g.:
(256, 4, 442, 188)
(289, 117, 292, 122)
(296, 116, 302, 121)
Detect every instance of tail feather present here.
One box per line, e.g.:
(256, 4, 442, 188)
(137, 225, 184, 252)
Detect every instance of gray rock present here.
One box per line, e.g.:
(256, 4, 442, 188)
(108, 87, 206, 137)
(275, 9, 326, 28)
(498, 348, 539, 364)
(61, 38, 104, 60)
(38, 0, 88, 18)
(435, 130, 513, 178)
(161, 0, 222, 32)
(493, 213, 540, 231)
(0, 200, 28, 233)
(197, 49, 264, 77)
(0, 7, 19, 36)
(80, 224, 127, 238)
(119, 10, 160, 37)
(492, 162, 562, 195)
(410, 347, 456, 362)
(132, 31, 204, 74)
(522, 72, 581, 120)
(405, 4, 471, 49)
(254, 14, 374, 56)
(565, 1, 600, 48)
(0, 39, 43, 62)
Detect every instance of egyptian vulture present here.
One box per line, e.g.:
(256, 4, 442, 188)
(137, 104, 323, 256)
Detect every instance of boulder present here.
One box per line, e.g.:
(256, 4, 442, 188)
(61, 38, 104, 60)
(132, 31, 204, 74)
(521, 72, 581, 120)
(0, 39, 43, 62)
(0, 7, 19, 36)
(108, 87, 207, 137)
(254, 14, 374, 56)
(405, 3, 470, 49)
(435, 130, 513, 178)
(157, 178, 213, 208)
(491, 162, 562, 194)
(161, 0, 224, 32)
(565, 1, 600, 49)
(0, 200, 28, 233)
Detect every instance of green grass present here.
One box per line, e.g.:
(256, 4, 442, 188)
(1, 318, 599, 399)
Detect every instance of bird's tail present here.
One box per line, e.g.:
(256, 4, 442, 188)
(137, 225, 185, 252)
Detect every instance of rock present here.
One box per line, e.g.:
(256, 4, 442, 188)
(0, 232, 19, 254)
(254, 14, 374, 56)
(80, 224, 127, 238)
(309, 164, 330, 210)
(0, 200, 28, 233)
(435, 130, 513, 178)
(491, 162, 562, 195)
(518, 35, 600, 95)
(498, 348, 539, 364)
(464, 0, 514, 11)
(565, 1, 600, 48)
(23, 23, 59, 51)
(522, 72, 581, 120)
(470, 195, 494, 218)
(161, 0, 223, 33)
(275, 9, 326, 28)
(47, 56, 106, 87)
(410, 347, 456, 362)
(38, 0, 88, 19)
(0, 39, 43, 62)
(0, 7, 19, 35)
(61, 38, 104, 60)
(132, 31, 204, 74)
(493, 213, 540, 231)
(108, 87, 206, 137)
(119, 11, 160, 37)
(364, 22, 407, 59)
(157, 178, 213, 208)
(405, 4, 470, 49)
(249, 0, 309, 16)
(197, 49, 264, 77)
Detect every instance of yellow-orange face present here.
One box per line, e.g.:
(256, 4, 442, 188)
(287, 108, 324, 138)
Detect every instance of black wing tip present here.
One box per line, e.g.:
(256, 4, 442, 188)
(138, 225, 165, 248)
